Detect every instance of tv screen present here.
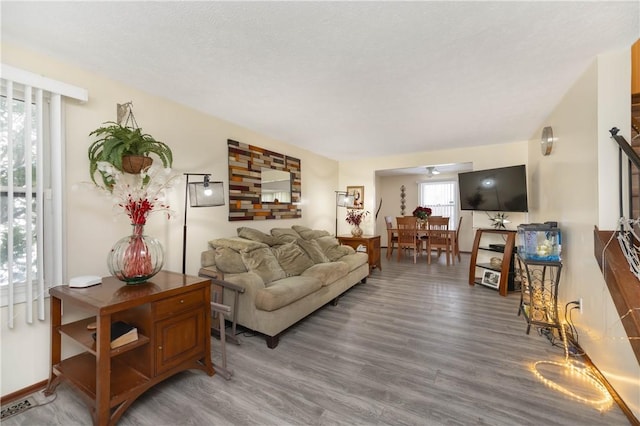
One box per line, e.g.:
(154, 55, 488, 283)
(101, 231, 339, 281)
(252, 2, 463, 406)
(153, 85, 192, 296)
(458, 165, 528, 212)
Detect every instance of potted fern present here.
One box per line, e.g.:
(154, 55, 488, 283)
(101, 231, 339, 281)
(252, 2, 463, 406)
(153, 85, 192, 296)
(88, 121, 173, 189)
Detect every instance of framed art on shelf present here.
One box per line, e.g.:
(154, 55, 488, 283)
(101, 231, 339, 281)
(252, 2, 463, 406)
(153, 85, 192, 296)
(481, 270, 500, 289)
(346, 186, 364, 209)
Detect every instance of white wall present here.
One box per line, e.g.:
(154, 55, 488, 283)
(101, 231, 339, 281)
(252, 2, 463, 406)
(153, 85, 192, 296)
(339, 142, 529, 249)
(527, 49, 639, 418)
(375, 172, 474, 252)
(0, 43, 339, 395)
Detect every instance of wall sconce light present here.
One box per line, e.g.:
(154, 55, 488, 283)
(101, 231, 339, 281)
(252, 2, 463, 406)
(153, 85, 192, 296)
(541, 126, 554, 156)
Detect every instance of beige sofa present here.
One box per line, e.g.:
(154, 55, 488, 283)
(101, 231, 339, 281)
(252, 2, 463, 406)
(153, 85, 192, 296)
(199, 225, 369, 348)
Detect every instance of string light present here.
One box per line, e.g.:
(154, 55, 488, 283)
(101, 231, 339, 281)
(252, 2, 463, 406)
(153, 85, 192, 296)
(531, 321, 614, 411)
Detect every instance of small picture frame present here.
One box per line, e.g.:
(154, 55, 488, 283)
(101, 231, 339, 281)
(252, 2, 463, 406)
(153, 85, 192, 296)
(481, 270, 501, 288)
(346, 186, 364, 209)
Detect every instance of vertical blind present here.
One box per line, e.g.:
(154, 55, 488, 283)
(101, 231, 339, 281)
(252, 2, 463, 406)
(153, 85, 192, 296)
(418, 180, 459, 228)
(1, 64, 87, 328)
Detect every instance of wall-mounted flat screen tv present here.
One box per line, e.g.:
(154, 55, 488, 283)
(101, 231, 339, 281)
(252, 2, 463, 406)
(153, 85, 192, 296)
(458, 165, 528, 212)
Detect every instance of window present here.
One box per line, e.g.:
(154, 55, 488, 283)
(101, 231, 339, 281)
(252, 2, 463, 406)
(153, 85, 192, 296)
(1, 64, 87, 328)
(2, 94, 35, 281)
(418, 180, 459, 228)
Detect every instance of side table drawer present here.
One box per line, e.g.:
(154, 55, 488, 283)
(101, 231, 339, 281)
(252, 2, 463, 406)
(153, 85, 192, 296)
(153, 288, 205, 319)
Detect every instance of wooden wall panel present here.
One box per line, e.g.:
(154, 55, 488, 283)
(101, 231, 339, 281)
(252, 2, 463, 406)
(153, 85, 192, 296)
(632, 39, 640, 95)
(227, 139, 302, 221)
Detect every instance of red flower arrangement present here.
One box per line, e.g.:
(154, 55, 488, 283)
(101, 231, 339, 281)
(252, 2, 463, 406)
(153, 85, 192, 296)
(345, 209, 369, 226)
(412, 206, 432, 220)
(121, 197, 162, 225)
(96, 163, 178, 225)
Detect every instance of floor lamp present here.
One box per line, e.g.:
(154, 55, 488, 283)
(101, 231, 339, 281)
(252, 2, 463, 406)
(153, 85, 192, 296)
(335, 190, 355, 236)
(182, 173, 225, 275)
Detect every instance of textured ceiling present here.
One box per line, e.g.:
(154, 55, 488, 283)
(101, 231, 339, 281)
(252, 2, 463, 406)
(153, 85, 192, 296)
(2, 1, 638, 161)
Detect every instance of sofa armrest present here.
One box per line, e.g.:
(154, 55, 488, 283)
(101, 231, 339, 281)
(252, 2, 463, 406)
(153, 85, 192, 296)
(211, 277, 245, 294)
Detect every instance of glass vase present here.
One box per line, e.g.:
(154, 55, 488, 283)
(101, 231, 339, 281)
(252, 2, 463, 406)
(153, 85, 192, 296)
(108, 224, 164, 284)
(351, 225, 363, 237)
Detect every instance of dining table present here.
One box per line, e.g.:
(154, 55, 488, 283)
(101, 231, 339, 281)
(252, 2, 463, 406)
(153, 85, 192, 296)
(386, 226, 458, 263)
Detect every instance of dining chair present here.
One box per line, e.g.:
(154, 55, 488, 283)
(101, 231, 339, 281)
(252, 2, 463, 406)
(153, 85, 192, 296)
(426, 216, 454, 265)
(385, 216, 398, 259)
(396, 216, 420, 263)
(419, 215, 441, 254)
(454, 216, 463, 262)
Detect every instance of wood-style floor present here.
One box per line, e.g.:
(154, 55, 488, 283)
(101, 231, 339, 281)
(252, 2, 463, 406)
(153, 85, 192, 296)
(5, 250, 631, 425)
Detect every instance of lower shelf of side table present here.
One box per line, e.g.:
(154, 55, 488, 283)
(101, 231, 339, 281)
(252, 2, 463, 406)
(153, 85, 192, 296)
(53, 352, 150, 406)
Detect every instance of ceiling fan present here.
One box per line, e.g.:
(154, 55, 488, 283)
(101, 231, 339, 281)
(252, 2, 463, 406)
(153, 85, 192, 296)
(425, 166, 441, 178)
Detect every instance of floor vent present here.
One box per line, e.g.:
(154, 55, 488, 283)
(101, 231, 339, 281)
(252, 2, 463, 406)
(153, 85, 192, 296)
(0, 397, 37, 420)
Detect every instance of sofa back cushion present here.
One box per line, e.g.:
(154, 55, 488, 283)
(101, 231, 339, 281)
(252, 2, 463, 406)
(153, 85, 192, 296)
(296, 238, 330, 264)
(271, 242, 315, 277)
(214, 247, 248, 274)
(315, 235, 356, 261)
(241, 247, 286, 284)
(209, 237, 268, 252)
(292, 225, 331, 240)
(270, 228, 301, 244)
(237, 227, 280, 246)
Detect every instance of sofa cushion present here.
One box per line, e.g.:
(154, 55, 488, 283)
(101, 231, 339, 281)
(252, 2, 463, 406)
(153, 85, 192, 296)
(327, 245, 356, 261)
(314, 235, 354, 261)
(201, 249, 215, 268)
(301, 261, 350, 286)
(338, 252, 369, 272)
(296, 238, 330, 264)
(270, 228, 301, 243)
(255, 276, 323, 312)
(237, 227, 280, 246)
(241, 247, 287, 284)
(209, 237, 268, 253)
(214, 247, 248, 274)
(271, 242, 315, 277)
(315, 235, 340, 251)
(292, 225, 331, 240)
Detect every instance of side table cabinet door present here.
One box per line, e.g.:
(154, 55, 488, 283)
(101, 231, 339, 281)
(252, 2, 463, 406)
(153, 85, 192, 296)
(154, 308, 206, 375)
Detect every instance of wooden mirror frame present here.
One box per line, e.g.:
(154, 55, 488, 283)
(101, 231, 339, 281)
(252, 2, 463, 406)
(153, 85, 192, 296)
(227, 139, 302, 221)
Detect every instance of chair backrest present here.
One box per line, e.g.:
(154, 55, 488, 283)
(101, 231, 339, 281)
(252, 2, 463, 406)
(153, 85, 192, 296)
(396, 216, 418, 245)
(428, 216, 449, 230)
(455, 216, 463, 239)
(427, 216, 450, 243)
(384, 216, 394, 230)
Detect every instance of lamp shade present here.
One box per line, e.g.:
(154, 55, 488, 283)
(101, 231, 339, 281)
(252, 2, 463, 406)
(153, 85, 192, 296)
(188, 181, 225, 207)
(336, 193, 355, 208)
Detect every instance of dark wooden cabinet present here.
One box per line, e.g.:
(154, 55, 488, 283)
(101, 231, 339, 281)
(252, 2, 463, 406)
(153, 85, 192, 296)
(45, 271, 214, 426)
(337, 235, 381, 273)
(154, 306, 207, 375)
(469, 228, 517, 296)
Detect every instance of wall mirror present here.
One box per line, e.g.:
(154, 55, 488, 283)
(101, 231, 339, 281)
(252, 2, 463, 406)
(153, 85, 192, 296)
(228, 139, 302, 221)
(261, 168, 292, 203)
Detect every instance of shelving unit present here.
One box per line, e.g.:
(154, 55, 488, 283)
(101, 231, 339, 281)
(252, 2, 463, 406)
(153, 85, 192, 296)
(45, 271, 214, 425)
(469, 228, 517, 296)
(515, 254, 563, 334)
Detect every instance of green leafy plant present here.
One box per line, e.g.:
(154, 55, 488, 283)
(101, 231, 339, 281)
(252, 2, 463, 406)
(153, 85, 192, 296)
(88, 121, 173, 189)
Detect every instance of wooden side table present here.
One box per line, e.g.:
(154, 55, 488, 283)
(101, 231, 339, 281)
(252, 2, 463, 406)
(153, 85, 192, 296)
(337, 235, 381, 273)
(45, 271, 214, 425)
